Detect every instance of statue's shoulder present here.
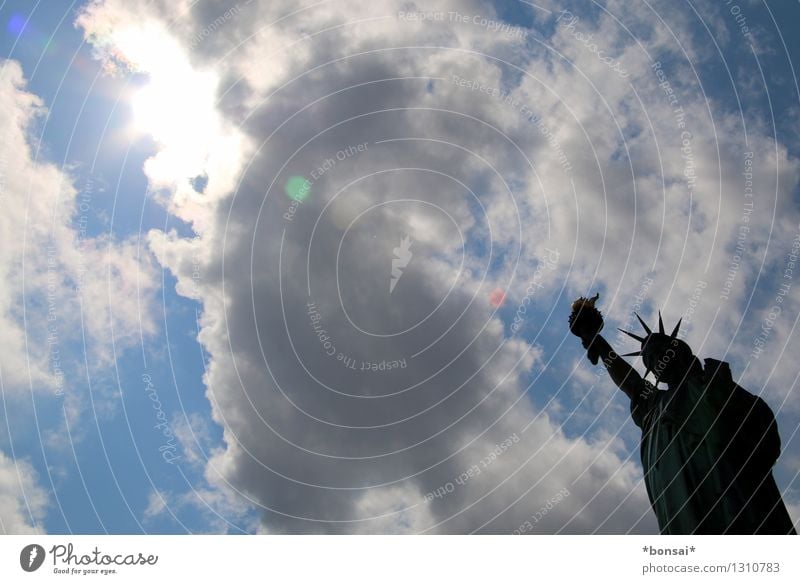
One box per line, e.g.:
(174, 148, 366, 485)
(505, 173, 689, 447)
(701, 358, 745, 397)
(702, 357, 733, 385)
(701, 357, 772, 415)
(701, 360, 781, 460)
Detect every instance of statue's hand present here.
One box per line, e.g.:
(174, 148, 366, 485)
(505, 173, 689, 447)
(581, 335, 601, 365)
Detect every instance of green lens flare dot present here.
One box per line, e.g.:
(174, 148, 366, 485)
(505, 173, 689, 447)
(285, 176, 311, 201)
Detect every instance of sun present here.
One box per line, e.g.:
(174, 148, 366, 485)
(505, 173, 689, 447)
(100, 22, 224, 187)
(131, 68, 217, 147)
(128, 64, 222, 189)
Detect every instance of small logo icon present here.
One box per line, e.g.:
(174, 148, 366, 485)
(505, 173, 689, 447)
(390, 235, 413, 293)
(20, 544, 45, 572)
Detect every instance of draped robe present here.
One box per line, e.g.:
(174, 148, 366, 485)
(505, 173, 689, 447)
(630, 358, 796, 534)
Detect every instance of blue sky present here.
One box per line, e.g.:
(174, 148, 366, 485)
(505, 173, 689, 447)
(1, 0, 223, 533)
(1, 0, 799, 534)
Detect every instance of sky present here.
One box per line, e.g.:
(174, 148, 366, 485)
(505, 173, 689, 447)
(0, 0, 799, 534)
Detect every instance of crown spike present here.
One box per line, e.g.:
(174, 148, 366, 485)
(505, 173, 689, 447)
(634, 312, 651, 335)
(618, 328, 645, 342)
(670, 318, 682, 339)
(658, 311, 665, 334)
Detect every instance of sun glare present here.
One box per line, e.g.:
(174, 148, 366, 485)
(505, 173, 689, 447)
(131, 68, 217, 146)
(114, 23, 226, 188)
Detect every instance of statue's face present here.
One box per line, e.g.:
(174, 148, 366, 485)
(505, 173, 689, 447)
(641, 334, 694, 384)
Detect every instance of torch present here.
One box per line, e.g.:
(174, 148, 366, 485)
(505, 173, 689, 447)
(568, 293, 604, 364)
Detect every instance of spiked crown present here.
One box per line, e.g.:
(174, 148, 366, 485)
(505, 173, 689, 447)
(619, 311, 689, 382)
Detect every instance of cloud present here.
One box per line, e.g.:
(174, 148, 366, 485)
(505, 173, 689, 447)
(0, 59, 160, 396)
(0, 450, 48, 534)
(76, 0, 799, 533)
(0, 55, 165, 529)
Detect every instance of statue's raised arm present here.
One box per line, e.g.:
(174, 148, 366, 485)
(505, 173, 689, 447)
(568, 294, 648, 401)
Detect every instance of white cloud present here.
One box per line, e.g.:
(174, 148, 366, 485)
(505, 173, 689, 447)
(0, 54, 165, 531)
(0, 59, 160, 396)
(143, 489, 168, 521)
(76, 0, 800, 533)
(0, 450, 48, 534)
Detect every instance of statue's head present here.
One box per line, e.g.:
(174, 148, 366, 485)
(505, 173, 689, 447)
(620, 312, 696, 385)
